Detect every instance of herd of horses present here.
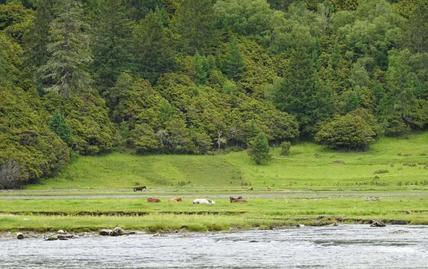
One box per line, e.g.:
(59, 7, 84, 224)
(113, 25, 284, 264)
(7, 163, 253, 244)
(133, 186, 247, 204)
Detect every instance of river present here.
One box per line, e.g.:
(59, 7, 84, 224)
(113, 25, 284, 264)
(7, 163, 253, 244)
(0, 225, 427, 268)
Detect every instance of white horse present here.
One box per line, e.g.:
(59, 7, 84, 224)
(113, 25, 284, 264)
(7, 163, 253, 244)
(192, 199, 215, 205)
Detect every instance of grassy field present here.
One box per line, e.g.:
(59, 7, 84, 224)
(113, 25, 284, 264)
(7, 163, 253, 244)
(28, 132, 428, 191)
(1, 133, 427, 233)
(0, 194, 427, 232)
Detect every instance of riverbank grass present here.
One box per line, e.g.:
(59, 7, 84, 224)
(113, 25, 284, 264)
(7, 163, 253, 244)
(1, 195, 427, 232)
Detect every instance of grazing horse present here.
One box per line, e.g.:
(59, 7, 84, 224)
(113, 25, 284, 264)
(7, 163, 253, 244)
(193, 199, 215, 205)
(147, 197, 161, 203)
(133, 186, 147, 192)
(230, 196, 247, 203)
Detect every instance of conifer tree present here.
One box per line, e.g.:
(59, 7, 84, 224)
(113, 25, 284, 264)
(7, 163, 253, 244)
(222, 38, 246, 80)
(49, 112, 71, 143)
(248, 132, 271, 165)
(38, 0, 92, 97)
(133, 9, 176, 83)
(273, 26, 332, 137)
(25, 0, 56, 69)
(92, 0, 133, 93)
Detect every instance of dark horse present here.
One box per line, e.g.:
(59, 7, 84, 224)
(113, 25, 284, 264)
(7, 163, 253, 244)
(133, 186, 147, 192)
(230, 196, 247, 203)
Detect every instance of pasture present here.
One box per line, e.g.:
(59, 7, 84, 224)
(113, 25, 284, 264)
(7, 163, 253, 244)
(26, 132, 428, 191)
(1, 133, 427, 233)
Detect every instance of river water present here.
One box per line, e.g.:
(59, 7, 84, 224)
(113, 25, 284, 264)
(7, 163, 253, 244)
(0, 225, 427, 268)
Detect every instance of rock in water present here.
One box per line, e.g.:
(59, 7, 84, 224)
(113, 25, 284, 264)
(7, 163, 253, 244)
(111, 227, 125, 236)
(58, 233, 74, 240)
(99, 229, 112, 236)
(45, 235, 59, 241)
(370, 220, 386, 227)
(16, 233, 24, 240)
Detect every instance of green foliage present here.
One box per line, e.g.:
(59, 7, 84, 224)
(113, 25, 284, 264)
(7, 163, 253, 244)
(381, 49, 427, 134)
(221, 38, 246, 80)
(248, 132, 271, 165)
(38, 0, 92, 97)
(214, 0, 277, 39)
(172, 0, 218, 54)
(1, 0, 427, 187)
(92, 0, 133, 92)
(28, 132, 428, 191)
(0, 32, 22, 85)
(0, 1, 33, 42)
(315, 113, 376, 151)
(49, 112, 71, 144)
(193, 53, 215, 85)
(0, 86, 70, 188)
(44, 92, 116, 155)
(133, 9, 176, 82)
(273, 27, 333, 136)
(24, 0, 56, 71)
(402, 0, 428, 53)
(280, 141, 291, 156)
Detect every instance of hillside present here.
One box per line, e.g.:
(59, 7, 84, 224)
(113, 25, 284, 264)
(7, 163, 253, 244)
(1, 0, 427, 188)
(29, 133, 428, 191)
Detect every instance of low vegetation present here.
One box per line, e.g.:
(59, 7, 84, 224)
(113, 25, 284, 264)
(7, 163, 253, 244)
(26, 133, 428, 191)
(0, 194, 427, 232)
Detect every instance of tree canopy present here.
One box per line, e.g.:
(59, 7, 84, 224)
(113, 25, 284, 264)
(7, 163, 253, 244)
(0, 0, 427, 187)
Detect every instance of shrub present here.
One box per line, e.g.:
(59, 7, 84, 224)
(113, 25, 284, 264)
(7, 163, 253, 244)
(248, 132, 271, 165)
(0, 86, 70, 188)
(280, 141, 291, 156)
(44, 92, 117, 155)
(315, 113, 376, 151)
(383, 114, 410, 137)
(49, 112, 72, 143)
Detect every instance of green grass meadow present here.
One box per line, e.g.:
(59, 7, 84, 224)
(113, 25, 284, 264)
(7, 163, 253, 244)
(29, 132, 428, 191)
(1, 133, 427, 233)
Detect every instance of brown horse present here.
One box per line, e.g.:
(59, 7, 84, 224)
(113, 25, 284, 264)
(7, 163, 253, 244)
(147, 197, 161, 203)
(230, 196, 247, 203)
(133, 186, 147, 192)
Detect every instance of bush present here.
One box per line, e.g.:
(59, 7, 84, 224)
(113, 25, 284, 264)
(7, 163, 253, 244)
(248, 132, 271, 165)
(44, 92, 117, 155)
(315, 113, 376, 151)
(49, 112, 72, 143)
(383, 114, 410, 137)
(280, 141, 291, 156)
(0, 86, 70, 188)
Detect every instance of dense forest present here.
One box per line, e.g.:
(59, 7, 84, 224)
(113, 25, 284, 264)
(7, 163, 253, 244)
(0, 0, 427, 188)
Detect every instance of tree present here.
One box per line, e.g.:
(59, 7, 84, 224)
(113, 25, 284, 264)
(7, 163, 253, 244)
(24, 0, 56, 74)
(214, 0, 276, 38)
(0, 32, 22, 85)
(248, 132, 271, 165)
(38, 0, 92, 97)
(402, 0, 428, 53)
(172, 0, 218, 54)
(222, 38, 246, 80)
(0, 1, 33, 43)
(280, 141, 291, 156)
(193, 53, 215, 85)
(380, 49, 422, 135)
(273, 25, 332, 137)
(49, 112, 71, 143)
(133, 9, 176, 83)
(92, 0, 133, 93)
(315, 113, 376, 151)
